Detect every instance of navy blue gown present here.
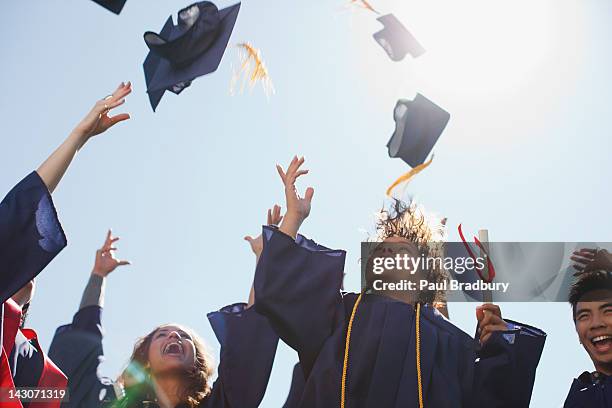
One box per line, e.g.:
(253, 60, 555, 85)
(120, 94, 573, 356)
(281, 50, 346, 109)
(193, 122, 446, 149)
(283, 363, 304, 408)
(564, 371, 612, 407)
(48, 303, 279, 408)
(254, 226, 547, 408)
(0, 171, 67, 303)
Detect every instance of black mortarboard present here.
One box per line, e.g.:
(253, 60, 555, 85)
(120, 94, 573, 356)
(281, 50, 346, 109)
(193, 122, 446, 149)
(387, 94, 450, 167)
(91, 0, 127, 15)
(373, 14, 425, 61)
(143, 1, 241, 111)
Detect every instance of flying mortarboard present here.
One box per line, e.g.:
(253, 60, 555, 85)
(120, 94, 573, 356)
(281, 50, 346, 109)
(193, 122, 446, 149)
(385, 94, 449, 196)
(143, 1, 241, 111)
(91, 0, 127, 15)
(387, 94, 450, 167)
(373, 14, 425, 61)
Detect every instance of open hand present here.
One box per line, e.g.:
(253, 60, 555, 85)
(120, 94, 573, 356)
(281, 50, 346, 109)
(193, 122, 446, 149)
(571, 248, 612, 274)
(92, 229, 131, 277)
(73, 82, 132, 141)
(276, 156, 314, 224)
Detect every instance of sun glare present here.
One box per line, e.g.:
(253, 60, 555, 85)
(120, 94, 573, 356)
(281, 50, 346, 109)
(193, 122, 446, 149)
(406, 0, 556, 95)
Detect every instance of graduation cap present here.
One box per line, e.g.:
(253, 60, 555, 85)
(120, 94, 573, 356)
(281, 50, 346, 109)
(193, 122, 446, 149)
(373, 14, 425, 61)
(387, 94, 450, 167)
(143, 1, 241, 111)
(90, 0, 127, 14)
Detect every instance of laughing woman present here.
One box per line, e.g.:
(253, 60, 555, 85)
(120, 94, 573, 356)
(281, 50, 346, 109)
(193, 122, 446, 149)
(49, 212, 281, 408)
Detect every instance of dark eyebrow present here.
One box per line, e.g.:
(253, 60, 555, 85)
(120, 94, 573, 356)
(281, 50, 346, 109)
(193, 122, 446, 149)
(600, 302, 612, 311)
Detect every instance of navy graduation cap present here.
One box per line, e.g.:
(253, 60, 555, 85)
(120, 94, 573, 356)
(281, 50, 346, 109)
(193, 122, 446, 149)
(143, 1, 241, 111)
(373, 14, 425, 61)
(91, 0, 127, 15)
(387, 94, 450, 167)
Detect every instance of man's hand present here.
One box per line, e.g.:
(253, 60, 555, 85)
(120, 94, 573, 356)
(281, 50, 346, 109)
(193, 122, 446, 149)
(276, 156, 314, 238)
(92, 229, 131, 277)
(245, 204, 283, 259)
(571, 248, 612, 274)
(476, 303, 508, 344)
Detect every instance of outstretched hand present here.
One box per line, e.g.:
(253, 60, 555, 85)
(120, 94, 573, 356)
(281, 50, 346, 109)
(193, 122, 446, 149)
(571, 248, 612, 274)
(245, 204, 283, 259)
(73, 82, 132, 142)
(92, 229, 131, 278)
(476, 303, 508, 345)
(276, 156, 314, 238)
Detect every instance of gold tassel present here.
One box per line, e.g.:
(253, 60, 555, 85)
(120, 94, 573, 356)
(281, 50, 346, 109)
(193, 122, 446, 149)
(230, 42, 275, 98)
(348, 0, 380, 14)
(386, 156, 434, 197)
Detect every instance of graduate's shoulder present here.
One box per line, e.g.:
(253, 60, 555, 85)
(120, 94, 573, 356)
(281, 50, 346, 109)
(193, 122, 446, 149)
(422, 305, 474, 343)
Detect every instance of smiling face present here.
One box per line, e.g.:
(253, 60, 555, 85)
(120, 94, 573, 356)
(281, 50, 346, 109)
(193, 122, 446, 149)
(575, 290, 612, 374)
(147, 325, 197, 375)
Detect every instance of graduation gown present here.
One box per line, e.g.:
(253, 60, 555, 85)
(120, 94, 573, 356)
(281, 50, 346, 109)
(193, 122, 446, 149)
(254, 226, 547, 408)
(564, 371, 612, 407)
(0, 171, 67, 303)
(48, 303, 279, 408)
(0, 172, 67, 407)
(283, 363, 305, 408)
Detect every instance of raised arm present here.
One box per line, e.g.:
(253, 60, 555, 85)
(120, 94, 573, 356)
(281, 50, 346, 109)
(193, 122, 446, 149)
(73, 230, 130, 332)
(254, 157, 346, 376)
(48, 230, 130, 407)
(472, 303, 546, 407)
(37, 82, 132, 193)
(244, 204, 283, 307)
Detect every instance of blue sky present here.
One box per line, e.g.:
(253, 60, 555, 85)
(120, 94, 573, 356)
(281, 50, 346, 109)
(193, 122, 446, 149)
(1, 0, 611, 406)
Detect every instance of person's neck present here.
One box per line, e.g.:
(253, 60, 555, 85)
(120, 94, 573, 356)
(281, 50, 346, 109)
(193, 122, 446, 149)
(380, 289, 420, 305)
(153, 375, 183, 408)
(594, 361, 612, 377)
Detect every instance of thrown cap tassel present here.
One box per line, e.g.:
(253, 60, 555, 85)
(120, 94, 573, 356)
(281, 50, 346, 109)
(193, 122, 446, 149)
(348, 0, 380, 14)
(386, 155, 434, 197)
(230, 42, 275, 98)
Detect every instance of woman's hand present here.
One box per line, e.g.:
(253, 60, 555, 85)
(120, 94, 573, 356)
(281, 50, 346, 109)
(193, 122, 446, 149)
(72, 82, 132, 143)
(92, 229, 131, 278)
(245, 204, 283, 259)
(571, 248, 612, 274)
(476, 303, 508, 344)
(276, 156, 314, 238)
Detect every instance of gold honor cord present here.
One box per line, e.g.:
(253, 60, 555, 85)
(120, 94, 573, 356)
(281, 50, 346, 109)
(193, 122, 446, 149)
(416, 302, 423, 408)
(341, 293, 363, 408)
(340, 294, 424, 408)
(386, 156, 434, 197)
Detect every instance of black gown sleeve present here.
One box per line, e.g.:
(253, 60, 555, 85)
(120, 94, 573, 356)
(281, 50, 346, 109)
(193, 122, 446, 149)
(203, 303, 279, 408)
(0, 172, 67, 303)
(254, 226, 346, 377)
(471, 320, 546, 407)
(48, 306, 117, 407)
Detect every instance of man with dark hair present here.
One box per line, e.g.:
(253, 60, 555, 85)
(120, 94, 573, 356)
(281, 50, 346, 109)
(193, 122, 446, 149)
(564, 248, 612, 407)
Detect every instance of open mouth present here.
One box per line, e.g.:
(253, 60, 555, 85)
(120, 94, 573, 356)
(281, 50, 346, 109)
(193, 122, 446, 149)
(591, 335, 612, 353)
(162, 342, 184, 357)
